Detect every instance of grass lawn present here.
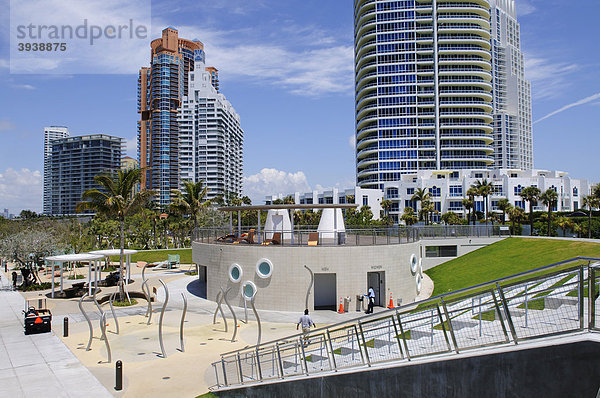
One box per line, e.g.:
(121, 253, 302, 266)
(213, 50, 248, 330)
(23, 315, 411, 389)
(109, 248, 192, 264)
(425, 237, 600, 297)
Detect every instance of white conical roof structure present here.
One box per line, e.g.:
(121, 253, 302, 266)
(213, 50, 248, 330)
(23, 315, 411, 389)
(317, 208, 345, 241)
(264, 209, 292, 240)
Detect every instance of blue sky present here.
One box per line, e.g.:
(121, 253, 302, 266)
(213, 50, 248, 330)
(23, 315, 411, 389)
(0, 0, 598, 213)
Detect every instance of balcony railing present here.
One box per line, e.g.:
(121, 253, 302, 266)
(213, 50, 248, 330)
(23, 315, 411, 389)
(209, 258, 600, 390)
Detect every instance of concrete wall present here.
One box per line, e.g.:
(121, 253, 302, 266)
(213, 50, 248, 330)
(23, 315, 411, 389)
(192, 242, 421, 312)
(420, 237, 505, 270)
(214, 339, 600, 398)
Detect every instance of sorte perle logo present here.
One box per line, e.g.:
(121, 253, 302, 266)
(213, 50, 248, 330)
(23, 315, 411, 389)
(9, 0, 152, 74)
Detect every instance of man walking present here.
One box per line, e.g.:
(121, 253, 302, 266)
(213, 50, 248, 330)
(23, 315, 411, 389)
(365, 286, 375, 314)
(297, 309, 315, 345)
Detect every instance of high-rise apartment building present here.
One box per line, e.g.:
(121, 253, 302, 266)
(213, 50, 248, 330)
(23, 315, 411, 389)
(354, 0, 533, 189)
(138, 27, 241, 207)
(178, 57, 244, 200)
(490, 0, 532, 169)
(43, 126, 69, 214)
(47, 134, 124, 215)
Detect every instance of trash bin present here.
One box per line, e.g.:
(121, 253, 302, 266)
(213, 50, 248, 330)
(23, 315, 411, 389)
(356, 295, 364, 312)
(344, 297, 350, 313)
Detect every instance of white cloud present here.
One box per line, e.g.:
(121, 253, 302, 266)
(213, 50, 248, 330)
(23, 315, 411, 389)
(172, 25, 354, 97)
(348, 134, 355, 149)
(243, 168, 311, 203)
(0, 119, 16, 132)
(0, 168, 43, 213)
(516, 0, 536, 16)
(525, 56, 579, 100)
(125, 136, 137, 156)
(10, 84, 35, 90)
(534, 92, 600, 124)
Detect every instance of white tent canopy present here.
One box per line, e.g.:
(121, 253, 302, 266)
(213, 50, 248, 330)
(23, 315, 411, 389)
(89, 249, 138, 285)
(45, 253, 104, 298)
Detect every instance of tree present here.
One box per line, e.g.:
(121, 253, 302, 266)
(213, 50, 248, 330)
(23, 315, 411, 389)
(170, 180, 210, 236)
(474, 179, 494, 225)
(508, 206, 526, 235)
(411, 188, 431, 223)
(441, 211, 462, 225)
(555, 216, 575, 237)
(466, 187, 478, 225)
(462, 197, 473, 225)
(400, 207, 418, 226)
(19, 210, 38, 219)
(77, 168, 155, 301)
(519, 186, 541, 236)
(582, 195, 599, 239)
(496, 198, 512, 225)
(540, 188, 559, 237)
(380, 199, 393, 226)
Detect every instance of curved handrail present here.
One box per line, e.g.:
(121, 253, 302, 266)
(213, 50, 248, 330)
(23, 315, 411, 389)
(78, 292, 93, 351)
(158, 279, 169, 358)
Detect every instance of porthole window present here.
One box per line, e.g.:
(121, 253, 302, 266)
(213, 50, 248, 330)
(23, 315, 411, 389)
(241, 281, 257, 301)
(255, 258, 273, 279)
(410, 254, 418, 274)
(228, 263, 243, 283)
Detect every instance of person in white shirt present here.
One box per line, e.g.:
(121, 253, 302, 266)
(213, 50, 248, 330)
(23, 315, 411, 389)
(365, 286, 375, 314)
(297, 309, 315, 344)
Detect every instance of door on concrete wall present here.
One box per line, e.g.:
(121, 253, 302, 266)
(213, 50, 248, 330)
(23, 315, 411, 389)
(314, 273, 337, 311)
(367, 271, 385, 307)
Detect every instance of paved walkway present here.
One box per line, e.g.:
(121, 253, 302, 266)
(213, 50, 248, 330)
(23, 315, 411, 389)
(0, 276, 112, 398)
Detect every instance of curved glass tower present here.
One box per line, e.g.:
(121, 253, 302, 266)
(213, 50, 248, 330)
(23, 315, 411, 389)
(355, 0, 496, 189)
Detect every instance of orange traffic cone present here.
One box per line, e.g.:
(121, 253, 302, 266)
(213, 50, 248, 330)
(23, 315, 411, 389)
(387, 292, 394, 309)
(338, 297, 344, 314)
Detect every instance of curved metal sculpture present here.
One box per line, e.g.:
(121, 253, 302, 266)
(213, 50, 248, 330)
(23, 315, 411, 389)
(78, 292, 93, 351)
(92, 289, 105, 340)
(108, 292, 119, 334)
(221, 287, 237, 342)
(141, 279, 153, 325)
(158, 279, 169, 358)
(303, 265, 314, 310)
(100, 313, 111, 363)
(250, 296, 261, 346)
(179, 293, 187, 352)
(213, 289, 228, 332)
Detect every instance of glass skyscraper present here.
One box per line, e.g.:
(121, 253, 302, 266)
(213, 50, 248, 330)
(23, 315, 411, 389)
(354, 0, 533, 189)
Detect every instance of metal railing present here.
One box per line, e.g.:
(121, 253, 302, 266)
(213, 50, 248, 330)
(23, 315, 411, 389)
(210, 258, 600, 390)
(193, 225, 506, 247)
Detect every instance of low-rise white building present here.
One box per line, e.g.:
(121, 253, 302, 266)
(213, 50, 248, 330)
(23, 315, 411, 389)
(383, 169, 591, 224)
(265, 187, 384, 220)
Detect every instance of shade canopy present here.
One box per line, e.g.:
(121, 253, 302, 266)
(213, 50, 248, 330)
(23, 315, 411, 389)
(46, 253, 104, 262)
(88, 249, 138, 256)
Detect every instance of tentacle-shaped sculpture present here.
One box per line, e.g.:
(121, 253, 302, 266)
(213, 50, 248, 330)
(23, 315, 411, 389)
(158, 279, 169, 358)
(179, 293, 187, 352)
(100, 313, 111, 363)
(141, 279, 153, 325)
(78, 292, 93, 351)
(303, 265, 314, 310)
(250, 296, 261, 346)
(108, 292, 119, 334)
(221, 287, 237, 342)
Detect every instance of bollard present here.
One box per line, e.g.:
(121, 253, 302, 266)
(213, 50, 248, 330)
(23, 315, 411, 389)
(63, 317, 69, 337)
(115, 360, 123, 391)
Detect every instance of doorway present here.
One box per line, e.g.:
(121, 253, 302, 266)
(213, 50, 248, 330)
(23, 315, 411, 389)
(367, 271, 386, 307)
(314, 273, 337, 311)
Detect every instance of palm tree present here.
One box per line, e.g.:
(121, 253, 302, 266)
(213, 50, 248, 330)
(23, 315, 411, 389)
(508, 206, 526, 235)
(400, 207, 418, 226)
(170, 180, 210, 237)
(519, 186, 541, 236)
(539, 189, 559, 237)
(466, 187, 478, 225)
(496, 198, 511, 225)
(582, 195, 599, 239)
(380, 199, 393, 225)
(77, 168, 155, 301)
(462, 197, 473, 225)
(411, 188, 431, 223)
(474, 179, 494, 225)
(555, 216, 574, 237)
